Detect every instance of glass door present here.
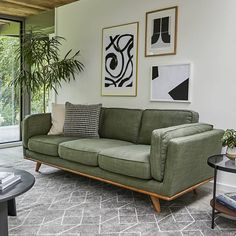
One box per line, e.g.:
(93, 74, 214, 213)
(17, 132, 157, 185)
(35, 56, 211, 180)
(0, 19, 21, 143)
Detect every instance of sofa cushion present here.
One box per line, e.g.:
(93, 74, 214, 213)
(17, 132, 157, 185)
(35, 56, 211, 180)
(63, 102, 102, 138)
(59, 138, 132, 166)
(48, 103, 65, 135)
(98, 145, 151, 179)
(138, 109, 199, 145)
(28, 135, 78, 157)
(99, 108, 143, 143)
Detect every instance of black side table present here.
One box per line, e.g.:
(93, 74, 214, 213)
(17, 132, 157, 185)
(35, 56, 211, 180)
(0, 168, 35, 236)
(207, 154, 236, 229)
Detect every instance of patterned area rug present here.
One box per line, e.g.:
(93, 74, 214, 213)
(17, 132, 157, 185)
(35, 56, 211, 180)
(0, 147, 236, 236)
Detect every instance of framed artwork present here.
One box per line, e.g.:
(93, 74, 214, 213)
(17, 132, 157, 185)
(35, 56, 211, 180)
(101, 22, 139, 96)
(150, 63, 191, 102)
(145, 6, 178, 57)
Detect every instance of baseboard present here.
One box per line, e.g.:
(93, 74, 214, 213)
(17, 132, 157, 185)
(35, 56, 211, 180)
(217, 182, 236, 192)
(0, 142, 22, 149)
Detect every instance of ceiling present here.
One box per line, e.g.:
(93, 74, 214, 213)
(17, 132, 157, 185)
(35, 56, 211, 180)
(0, 0, 78, 17)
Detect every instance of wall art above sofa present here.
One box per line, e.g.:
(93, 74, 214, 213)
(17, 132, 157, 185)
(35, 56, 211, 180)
(101, 22, 139, 97)
(145, 6, 178, 57)
(150, 63, 191, 102)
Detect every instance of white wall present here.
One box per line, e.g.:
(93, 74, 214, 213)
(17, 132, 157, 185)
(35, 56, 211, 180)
(56, 0, 236, 188)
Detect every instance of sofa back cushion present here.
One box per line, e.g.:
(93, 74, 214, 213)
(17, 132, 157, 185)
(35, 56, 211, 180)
(138, 109, 199, 144)
(99, 108, 143, 143)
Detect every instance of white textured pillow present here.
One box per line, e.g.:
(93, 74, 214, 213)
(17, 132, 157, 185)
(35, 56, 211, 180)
(48, 103, 65, 135)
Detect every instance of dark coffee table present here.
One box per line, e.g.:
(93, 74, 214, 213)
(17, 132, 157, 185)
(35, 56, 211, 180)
(0, 168, 35, 236)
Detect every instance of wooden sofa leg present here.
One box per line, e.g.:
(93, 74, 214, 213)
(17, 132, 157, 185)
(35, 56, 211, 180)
(150, 196, 161, 213)
(193, 189, 197, 195)
(35, 162, 41, 172)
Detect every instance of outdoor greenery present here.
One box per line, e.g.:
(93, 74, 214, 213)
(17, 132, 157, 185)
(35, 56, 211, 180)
(0, 35, 49, 126)
(0, 36, 20, 126)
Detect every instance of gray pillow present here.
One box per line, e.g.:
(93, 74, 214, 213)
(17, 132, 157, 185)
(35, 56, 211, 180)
(63, 102, 102, 137)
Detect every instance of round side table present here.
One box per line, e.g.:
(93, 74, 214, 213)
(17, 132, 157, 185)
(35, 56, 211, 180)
(207, 154, 236, 229)
(0, 168, 35, 236)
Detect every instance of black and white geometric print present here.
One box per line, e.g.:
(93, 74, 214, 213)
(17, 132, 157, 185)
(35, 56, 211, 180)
(151, 64, 190, 102)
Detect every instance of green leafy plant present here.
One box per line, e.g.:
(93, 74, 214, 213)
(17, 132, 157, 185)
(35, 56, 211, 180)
(12, 29, 84, 112)
(222, 129, 236, 148)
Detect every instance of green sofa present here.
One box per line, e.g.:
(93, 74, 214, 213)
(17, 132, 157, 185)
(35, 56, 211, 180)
(22, 108, 223, 212)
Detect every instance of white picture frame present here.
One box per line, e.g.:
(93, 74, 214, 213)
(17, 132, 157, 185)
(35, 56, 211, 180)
(145, 6, 178, 57)
(150, 63, 191, 103)
(101, 22, 139, 96)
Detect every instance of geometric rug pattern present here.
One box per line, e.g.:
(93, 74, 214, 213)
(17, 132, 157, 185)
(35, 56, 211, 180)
(0, 147, 235, 236)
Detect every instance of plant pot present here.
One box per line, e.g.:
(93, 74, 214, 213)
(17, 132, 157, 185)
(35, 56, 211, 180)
(226, 147, 236, 160)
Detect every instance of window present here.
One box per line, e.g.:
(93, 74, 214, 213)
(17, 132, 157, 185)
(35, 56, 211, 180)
(0, 19, 21, 143)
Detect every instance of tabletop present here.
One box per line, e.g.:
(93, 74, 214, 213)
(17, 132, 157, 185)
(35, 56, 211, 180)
(207, 154, 236, 174)
(0, 168, 35, 202)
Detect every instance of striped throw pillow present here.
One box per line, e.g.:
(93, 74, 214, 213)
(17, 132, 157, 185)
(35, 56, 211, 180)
(63, 102, 102, 137)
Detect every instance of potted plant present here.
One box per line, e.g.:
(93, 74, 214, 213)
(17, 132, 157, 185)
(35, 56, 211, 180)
(222, 129, 236, 159)
(12, 29, 84, 113)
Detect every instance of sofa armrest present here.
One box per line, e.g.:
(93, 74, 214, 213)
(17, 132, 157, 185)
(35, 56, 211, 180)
(161, 129, 224, 197)
(22, 113, 52, 148)
(150, 123, 214, 182)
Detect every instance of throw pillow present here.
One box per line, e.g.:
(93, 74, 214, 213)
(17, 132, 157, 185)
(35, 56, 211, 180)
(63, 102, 102, 138)
(48, 103, 65, 135)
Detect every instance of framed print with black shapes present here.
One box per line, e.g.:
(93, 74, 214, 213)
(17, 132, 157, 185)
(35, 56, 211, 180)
(150, 63, 191, 103)
(145, 6, 178, 57)
(101, 22, 139, 96)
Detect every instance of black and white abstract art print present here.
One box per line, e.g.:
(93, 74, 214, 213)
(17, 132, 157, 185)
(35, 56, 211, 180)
(145, 6, 177, 56)
(102, 22, 138, 96)
(151, 64, 191, 102)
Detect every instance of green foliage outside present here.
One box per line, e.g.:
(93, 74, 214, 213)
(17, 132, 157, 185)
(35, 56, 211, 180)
(0, 36, 47, 125)
(31, 87, 49, 114)
(0, 36, 20, 126)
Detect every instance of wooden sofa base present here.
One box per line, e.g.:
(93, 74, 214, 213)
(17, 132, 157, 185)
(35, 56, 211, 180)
(27, 158, 212, 213)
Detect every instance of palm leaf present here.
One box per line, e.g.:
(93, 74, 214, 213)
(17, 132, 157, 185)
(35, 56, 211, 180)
(12, 29, 84, 112)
